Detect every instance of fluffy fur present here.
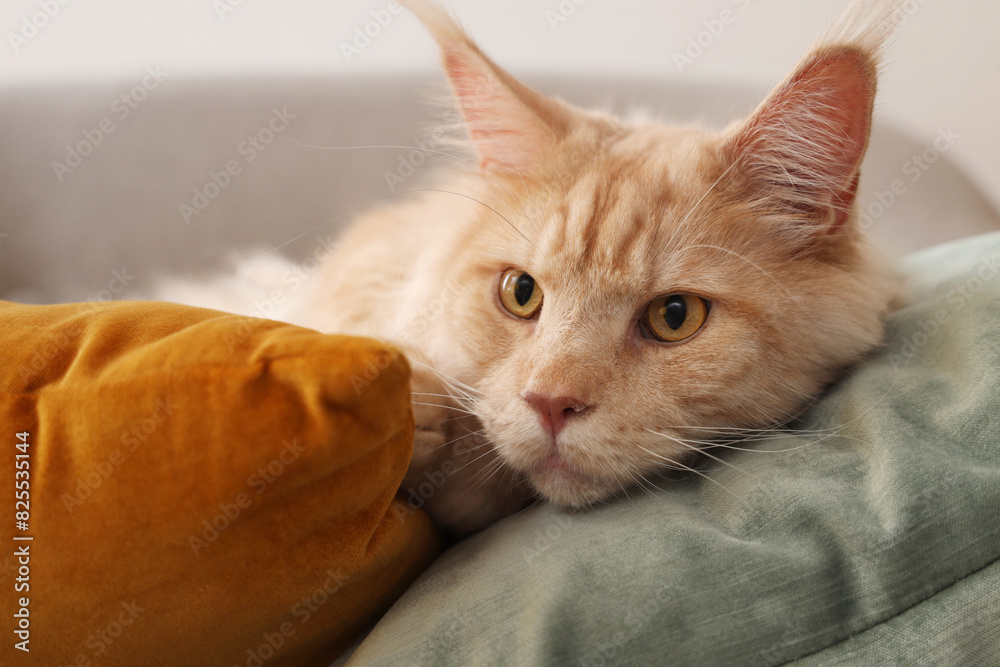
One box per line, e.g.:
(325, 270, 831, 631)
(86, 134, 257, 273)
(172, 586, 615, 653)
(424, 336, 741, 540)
(274, 0, 908, 534)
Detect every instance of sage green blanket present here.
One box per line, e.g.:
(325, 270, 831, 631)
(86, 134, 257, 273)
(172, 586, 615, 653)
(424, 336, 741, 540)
(348, 232, 1000, 666)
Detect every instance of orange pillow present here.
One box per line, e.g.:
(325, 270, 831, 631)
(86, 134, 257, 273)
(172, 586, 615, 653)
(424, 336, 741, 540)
(0, 300, 440, 666)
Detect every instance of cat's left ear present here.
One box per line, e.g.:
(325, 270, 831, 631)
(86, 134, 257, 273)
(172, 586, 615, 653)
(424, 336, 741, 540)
(721, 45, 877, 233)
(401, 0, 573, 173)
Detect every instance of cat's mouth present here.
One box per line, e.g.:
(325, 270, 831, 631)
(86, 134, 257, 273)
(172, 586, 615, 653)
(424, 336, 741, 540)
(527, 453, 617, 508)
(543, 453, 580, 475)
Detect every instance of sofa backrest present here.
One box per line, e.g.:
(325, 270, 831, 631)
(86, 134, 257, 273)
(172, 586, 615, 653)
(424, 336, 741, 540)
(1, 75, 997, 303)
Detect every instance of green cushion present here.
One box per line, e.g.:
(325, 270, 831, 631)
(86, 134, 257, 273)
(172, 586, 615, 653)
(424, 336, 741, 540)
(346, 232, 1000, 666)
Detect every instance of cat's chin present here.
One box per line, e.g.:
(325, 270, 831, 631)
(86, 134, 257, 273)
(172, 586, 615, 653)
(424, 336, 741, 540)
(525, 455, 618, 508)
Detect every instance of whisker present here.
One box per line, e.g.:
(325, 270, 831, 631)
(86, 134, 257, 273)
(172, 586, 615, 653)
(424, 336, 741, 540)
(441, 413, 477, 424)
(623, 468, 659, 501)
(453, 446, 501, 475)
(407, 358, 483, 397)
(298, 134, 542, 236)
(646, 428, 747, 475)
(510, 497, 544, 521)
(634, 443, 737, 499)
(244, 210, 360, 260)
(289, 140, 475, 167)
(410, 392, 473, 401)
(674, 243, 802, 309)
(615, 475, 639, 506)
(470, 456, 507, 492)
(429, 428, 487, 453)
(663, 161, 738, 251)
(411, 401, 477, 415)
(406, 188, 530, 244)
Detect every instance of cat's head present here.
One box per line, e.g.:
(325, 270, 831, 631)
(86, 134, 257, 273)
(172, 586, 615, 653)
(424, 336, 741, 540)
(404, 0, 902, 507)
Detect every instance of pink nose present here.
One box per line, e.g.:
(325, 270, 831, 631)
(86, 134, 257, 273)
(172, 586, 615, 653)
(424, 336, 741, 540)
(523, 392, 590, 439)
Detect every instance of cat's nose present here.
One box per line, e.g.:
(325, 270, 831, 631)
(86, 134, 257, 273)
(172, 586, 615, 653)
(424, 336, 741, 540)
(523, 392, 590, 439)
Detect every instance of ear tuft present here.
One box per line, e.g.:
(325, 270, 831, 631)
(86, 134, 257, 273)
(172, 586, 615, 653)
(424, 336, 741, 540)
(400, 0, 570, 173)
(816, 0, 909, 59)
(723, 0, 910, 234)
(725, 46, 878, 232)
(398, 0, 467, 44)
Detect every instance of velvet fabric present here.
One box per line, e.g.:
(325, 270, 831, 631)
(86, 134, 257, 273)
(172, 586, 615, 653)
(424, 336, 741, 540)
(0, 300, 440, 666)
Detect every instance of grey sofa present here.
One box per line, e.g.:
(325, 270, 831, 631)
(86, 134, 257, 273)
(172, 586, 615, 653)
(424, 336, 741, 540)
(2, 74, 998, 304)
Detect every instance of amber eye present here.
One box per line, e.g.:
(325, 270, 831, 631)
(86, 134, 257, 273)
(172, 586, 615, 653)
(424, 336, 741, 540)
(642, 294, 709, 343)
(499, 269, 543, 319)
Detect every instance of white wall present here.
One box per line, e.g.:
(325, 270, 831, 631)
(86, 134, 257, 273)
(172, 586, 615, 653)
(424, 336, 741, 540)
(3, 0, 998, 209)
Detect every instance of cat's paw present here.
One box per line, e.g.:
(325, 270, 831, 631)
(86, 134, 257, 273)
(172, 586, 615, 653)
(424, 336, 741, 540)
(401, 360, 533, 535)
(407, 362, 456, 474)
(411, 425, 534, 536)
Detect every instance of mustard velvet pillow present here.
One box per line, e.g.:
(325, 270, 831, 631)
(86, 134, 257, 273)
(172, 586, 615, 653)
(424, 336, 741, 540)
(0, 300, 441, 666)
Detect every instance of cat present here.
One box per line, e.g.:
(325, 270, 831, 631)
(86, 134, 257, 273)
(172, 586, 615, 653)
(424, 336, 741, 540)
(275, 0, 908, 534)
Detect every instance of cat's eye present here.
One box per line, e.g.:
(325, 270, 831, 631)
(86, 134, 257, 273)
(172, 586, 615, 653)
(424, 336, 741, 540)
(499, 269, 543, 319)
(641, 294, 709, 343)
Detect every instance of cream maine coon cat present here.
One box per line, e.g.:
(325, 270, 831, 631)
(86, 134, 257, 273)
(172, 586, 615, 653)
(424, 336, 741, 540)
(176, 1, 909, 534)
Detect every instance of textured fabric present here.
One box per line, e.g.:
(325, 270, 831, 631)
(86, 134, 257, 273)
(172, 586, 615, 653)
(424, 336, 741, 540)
(0, 300, 441, 666)
(345, 232, 1000, 666)
(790, 559, 1000, 666)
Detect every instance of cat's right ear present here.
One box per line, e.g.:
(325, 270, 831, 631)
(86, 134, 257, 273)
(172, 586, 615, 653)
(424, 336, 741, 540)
(401, 0, 572, 174)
